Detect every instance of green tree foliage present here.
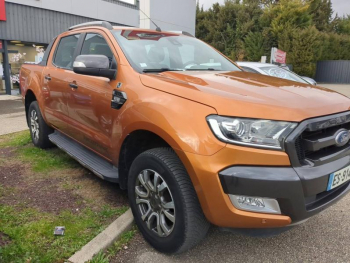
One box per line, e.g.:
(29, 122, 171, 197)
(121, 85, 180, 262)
(196, 0, 350, 77)
(244, 32, 267, 61)
(308, 0, 333, 32)
(334, 15, 350, 35)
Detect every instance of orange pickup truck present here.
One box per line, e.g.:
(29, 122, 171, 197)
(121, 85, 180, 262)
(20, 21, 350, 254)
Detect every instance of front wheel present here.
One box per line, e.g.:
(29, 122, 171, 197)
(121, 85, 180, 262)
(128, 148, 210, 254)
(28, 101, 53, 149)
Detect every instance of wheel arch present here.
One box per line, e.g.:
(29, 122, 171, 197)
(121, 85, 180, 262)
(24, 89, 37, 126)
(118, 129, 180, 190)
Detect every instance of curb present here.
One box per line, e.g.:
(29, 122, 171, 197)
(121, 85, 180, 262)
(68, 209, 134, 263)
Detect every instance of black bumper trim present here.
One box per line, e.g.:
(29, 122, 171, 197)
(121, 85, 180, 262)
(219, 164, 350, 223)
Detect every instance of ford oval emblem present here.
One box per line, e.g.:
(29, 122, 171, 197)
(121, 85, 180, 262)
(335, 129, 350, 147)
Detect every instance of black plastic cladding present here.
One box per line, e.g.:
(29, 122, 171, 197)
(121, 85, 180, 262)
(285, 111, 350, 167)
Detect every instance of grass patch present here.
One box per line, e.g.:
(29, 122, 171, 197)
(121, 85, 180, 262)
(107, 226, 137, 256)
(89, 252, 110, 263)
(17, 146, 77, 173)
(0, 130, 31, 147)
(0, 130, 77, 173)
(0, 204, 128, 262)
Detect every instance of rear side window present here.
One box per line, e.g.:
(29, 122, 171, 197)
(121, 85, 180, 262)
(81, 33, 115, 68)
(53, 34, 80, 69)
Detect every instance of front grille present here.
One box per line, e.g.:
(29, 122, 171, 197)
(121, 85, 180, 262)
(286, 112, 350, 167)
(296, 122, 350, 166)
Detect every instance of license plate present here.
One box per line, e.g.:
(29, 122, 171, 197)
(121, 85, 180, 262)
(327, 165, 350, 191)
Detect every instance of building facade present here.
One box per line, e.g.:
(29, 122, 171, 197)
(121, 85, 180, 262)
(140, 0, 196, 36)
(0, 0, 196, 95)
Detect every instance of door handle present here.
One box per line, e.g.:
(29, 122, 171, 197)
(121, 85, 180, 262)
(45, 75, 51, 81)
(69, 83, 78, 89)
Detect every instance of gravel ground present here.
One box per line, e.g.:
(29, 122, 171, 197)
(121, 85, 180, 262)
(112, 193, 350, 263)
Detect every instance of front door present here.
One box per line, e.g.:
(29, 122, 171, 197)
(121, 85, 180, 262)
(43, 33, 81, 133)
(67, 32, 119, 159)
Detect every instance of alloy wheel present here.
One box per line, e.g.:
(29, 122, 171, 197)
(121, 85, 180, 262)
(135, 169, 176, 237)
(30, 109, 40, 142)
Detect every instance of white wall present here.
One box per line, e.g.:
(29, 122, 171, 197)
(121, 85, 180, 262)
(140, 0, 196, 35)
(5, 0, 140, 27)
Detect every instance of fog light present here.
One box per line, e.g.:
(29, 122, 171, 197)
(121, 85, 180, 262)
(229, 195, 281, 214)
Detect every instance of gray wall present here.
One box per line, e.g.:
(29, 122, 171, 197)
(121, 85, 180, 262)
(315, 60, 350, 84)
(0, 2, 132, 44)
(6, 0, 139, 27)
(140, 0, 196, 36)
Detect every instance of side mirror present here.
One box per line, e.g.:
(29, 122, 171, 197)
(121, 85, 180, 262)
(73, 55, 116, 80)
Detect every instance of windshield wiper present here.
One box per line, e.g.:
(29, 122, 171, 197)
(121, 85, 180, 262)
(143, 68, 184, 73)
(185, 68, 219, 71)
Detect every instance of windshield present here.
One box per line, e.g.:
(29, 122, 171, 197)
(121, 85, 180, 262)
(112, 30, 241, 73)
(260, 66, 308, 84)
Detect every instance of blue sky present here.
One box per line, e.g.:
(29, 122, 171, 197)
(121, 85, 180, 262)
(198, 0, 350, 17)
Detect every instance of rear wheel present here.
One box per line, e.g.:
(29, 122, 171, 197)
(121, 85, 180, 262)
(28, 101, 53, 149)
(128, 148, 210, 254)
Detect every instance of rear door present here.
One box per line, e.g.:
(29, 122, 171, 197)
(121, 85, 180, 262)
(42, 33, 81, 133)
(66, 31, 120, 159)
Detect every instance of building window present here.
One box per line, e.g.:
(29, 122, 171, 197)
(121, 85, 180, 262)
(1, 41, 48, 95)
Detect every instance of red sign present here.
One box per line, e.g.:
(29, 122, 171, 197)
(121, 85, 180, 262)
(0, 41, 2, 50)
(271, 48, 287, 64)
(0, 0, 6, 21)
(275, 49, 287, 64)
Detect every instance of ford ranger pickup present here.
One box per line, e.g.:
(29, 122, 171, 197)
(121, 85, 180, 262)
(20, 21, 350, 254)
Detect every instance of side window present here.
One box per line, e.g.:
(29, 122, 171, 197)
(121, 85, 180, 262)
(81, 33, 115, 68)
(53, 34, 80, 69)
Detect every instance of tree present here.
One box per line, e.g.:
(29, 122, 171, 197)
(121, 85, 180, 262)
(195, 0, 350, 77)
(334, 15, 350, 35)
(244, 32, 266, 61)
(308, 0, 333, 32)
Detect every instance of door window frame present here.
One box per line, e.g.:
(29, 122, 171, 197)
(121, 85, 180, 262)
(52, 33, 83, 71)
(77, 32, 117, 70)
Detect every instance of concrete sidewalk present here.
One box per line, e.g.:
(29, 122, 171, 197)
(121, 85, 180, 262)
(0, 95, 27, 136)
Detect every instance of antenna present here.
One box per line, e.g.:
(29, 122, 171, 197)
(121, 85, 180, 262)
(140, 9, 162, 32)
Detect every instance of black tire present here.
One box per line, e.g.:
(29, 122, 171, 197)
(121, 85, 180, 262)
(28, 101, 53, 149)
(128, 148, 210, 254)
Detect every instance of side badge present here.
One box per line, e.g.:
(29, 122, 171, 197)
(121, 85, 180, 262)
(111, 90, 127, 110)
(117, 82, 123, 89)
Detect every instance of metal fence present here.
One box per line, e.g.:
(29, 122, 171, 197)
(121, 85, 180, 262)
(315, 60, 350, 84)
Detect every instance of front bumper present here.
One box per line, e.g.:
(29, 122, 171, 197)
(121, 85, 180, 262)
(220, 154, 350, 223)
(177, 144, 350, 229)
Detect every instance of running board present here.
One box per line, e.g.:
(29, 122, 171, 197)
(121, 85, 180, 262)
(49, 131, 119, 183)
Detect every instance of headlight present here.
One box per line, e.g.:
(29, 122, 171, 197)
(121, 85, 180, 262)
(207, 115, 297, 150)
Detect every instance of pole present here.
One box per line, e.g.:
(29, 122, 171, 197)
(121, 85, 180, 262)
(3, 40, 11, 95)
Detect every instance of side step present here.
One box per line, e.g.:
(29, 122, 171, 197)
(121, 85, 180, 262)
(49, 131, 119, 183)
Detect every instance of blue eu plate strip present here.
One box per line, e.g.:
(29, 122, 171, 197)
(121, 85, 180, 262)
(327, 173, 335, 191)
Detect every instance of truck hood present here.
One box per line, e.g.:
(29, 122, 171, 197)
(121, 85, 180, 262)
(140, 71, 350, 122)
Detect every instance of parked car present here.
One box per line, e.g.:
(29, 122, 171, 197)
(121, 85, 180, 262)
(237, 62, 317, 85)
(20, 21, 350, 254)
